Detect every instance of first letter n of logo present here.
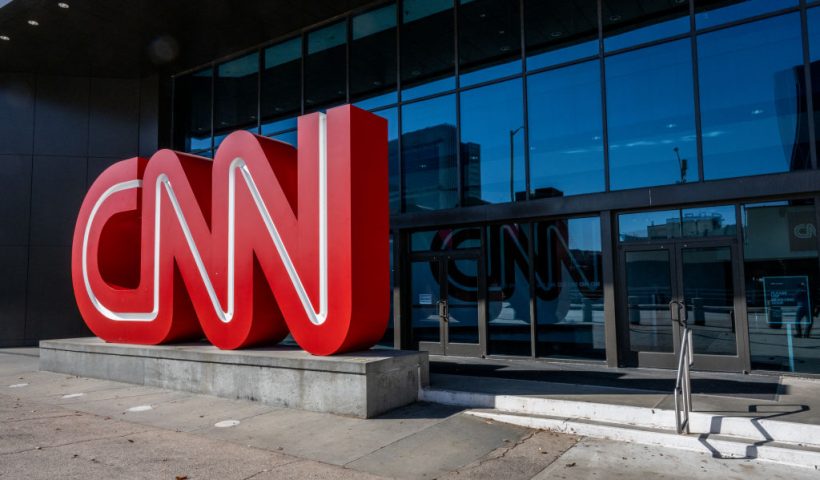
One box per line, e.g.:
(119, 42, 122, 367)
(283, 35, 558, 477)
(71, 105, 389, 355)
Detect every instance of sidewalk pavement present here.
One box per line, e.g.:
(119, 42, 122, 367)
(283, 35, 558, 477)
(1, 348, 818, 479)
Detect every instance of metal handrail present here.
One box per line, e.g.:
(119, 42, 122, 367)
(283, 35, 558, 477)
(671, 300, 694, 434)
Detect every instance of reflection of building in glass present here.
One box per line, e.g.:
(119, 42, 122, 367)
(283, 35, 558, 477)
(621, 212, 735, 241)
(392, 124, 480, 211)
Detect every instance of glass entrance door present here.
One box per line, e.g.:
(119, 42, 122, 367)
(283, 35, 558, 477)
(621, 241, 747, 371)
(410, 253, 484, 356)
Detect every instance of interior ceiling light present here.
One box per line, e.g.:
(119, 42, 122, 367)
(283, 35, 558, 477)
(58, 2, 69, 8)
(27, 19, 39, 26)
(0, 35, 9, 41)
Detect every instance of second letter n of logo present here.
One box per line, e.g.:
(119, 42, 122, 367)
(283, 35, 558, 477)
(71, 105, 390, 355)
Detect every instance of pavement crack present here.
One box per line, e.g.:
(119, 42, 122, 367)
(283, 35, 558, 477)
(0, 429, 153, 457)
(450, 430, 537, 475)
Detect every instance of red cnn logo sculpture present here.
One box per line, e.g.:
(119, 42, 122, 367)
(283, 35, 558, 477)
(71, 106, 389, 355)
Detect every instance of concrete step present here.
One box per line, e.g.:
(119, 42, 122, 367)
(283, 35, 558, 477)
(420, 387, 820, 449)
(465, 409, 820, 470)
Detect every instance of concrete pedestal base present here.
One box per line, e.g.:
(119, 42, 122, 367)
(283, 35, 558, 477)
(40, 338, 429, 418)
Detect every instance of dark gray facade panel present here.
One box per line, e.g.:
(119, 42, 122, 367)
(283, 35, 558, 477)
(88, 78, 141, 158)
(0, 72, 155, 346)
(24, 245, 88, 342)
(0, 154, 32, 246)
(33, 76, 91, 157)
(0, 74, 36, 155)
(0, 246, 29, 347)
(29, 155, 88, 247)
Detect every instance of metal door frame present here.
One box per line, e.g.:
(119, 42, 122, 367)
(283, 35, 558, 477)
(410, 248, 485, 356)
(618, 238, 749, 372)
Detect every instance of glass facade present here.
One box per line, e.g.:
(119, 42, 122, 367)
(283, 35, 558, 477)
(460, 79, 525, 205)
(170, 1, 820, 371)
(260, 38, 301, 136)
(174, 0, 819, 209)
(527, 60, 604, 198)
(534, 217, 605, 359)
(351, 5, 398, 108)
(606, 39, 697, 190)
(305, 22, 347, 111)
(743, 200, 820, 373)
(486, 223, 532, 356)
(401, 94, 458, 211)
(698, 13, 810, 179)
(214, 53, 258, 148)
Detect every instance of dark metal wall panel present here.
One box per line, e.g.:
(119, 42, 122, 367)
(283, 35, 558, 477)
(24, 245, 88, 342)
(0, 72, 153, 347)
(88, 78, 141, 158)
(0, 74, 36, 156)
(28, 155, 87, 247)
(0, 246, 29, 347)
(32, 76, 90, 157)
(0, 154, 32, 246)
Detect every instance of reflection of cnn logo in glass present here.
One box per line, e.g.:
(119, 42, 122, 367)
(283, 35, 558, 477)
(71, 106, 389, 355)
(793, 223, 817, 239)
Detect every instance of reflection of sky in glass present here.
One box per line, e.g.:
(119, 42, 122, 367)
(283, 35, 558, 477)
(528, 60, 604, 197)
(811, 7, 820, 62)
(698, 13, 804, 180)
(606, 39, 697, 190)
(568, 217, 602, 253)
(460, 79, 524, 204)
(696, 0, 797, 29)
(605, 16, 689, 52)
(371, 107, 400, 214)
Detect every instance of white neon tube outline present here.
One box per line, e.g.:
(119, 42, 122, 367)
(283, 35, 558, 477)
(82, 114, 329, 325)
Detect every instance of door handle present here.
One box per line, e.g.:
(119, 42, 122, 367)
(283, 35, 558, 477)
(438, 300, 448, 322)
(669, 300, 687, 327)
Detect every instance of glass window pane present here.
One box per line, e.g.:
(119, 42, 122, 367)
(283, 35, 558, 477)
(625, 249, 675, 353)
(460, 79, 524, 205)
(528, 60, 604, 198)
(743, 199, 820, 373)
(606, 39, 697, 190)
(411, 259, 441, 343)
(261, 38, 301, 136)
(401, 0, 456, 100)
(173, 68, 212, 152)
(402, 95, 458, 212)
(619, 209, 682, 242)
(304, 22, 347, 111)
(351, 4, 398, 107)
(411, 227, 481, 251)
(535, 217, 605, 360)
(681, 246, 738, 355)
(681, 204, 737, 237)
(805, 7, 820, 170)
(458, 0, 522, 87)
(379, 234, 396, 347)
(525, 0, 599, 71)
(695, 0, 797, 29)
(487, 223, 532, 356)
(603, 0, 691, 52)
(271, 129, 297, 147)
(699, 13, 809, 180)
(371, 107, 400, 214)
(214, 53, 259, 148)
(447, 257, 480, 344)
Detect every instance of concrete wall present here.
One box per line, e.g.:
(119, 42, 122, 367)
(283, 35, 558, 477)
(0, 73, 163, 347)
